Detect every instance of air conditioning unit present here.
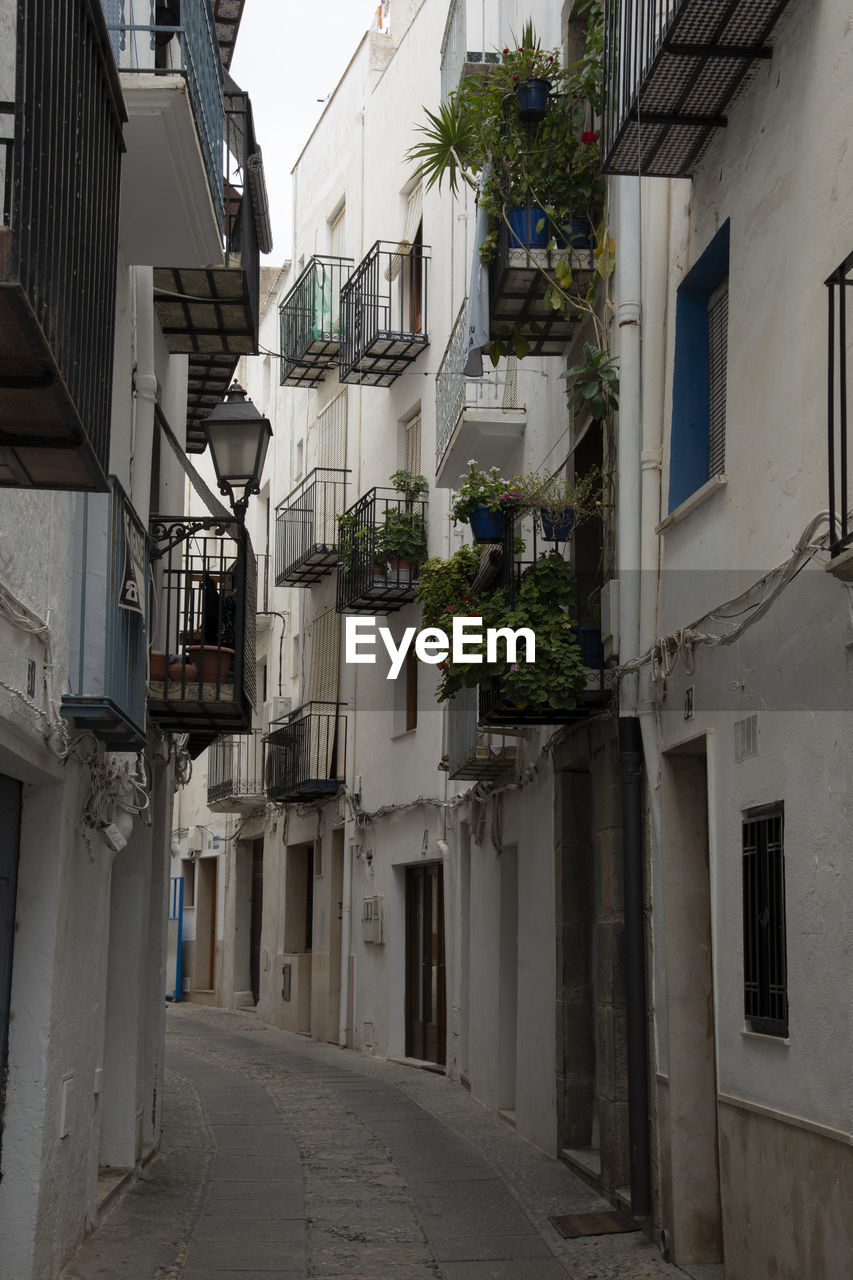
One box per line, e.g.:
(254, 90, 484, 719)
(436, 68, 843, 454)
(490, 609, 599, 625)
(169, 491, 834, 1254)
(263, 696, 292, 735)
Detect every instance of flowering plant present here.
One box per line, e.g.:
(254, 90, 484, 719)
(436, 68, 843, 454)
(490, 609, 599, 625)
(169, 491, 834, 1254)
(501, 23, 561, 84)
(450, 463, 522, 526)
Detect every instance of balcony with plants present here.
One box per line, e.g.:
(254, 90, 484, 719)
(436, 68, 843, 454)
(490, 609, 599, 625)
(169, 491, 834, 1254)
(0, 0, 124, 490)
(275, 467, 350, 587)
(207, 728, 267, 810)
(338, 241, 430, 386)
(106, 0, 225, 266)
(408, 15, 607, 361)
(279, 256, 354, 387)
(336, 472, 429, 614)
(601, 0, 796, 178)
(147, 516, 256, 754)
(266, 701, 347, 803)
(435, 301, 527, 488)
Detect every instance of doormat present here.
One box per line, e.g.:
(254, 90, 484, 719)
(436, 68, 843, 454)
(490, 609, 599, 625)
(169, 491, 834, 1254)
(549, 1210, 639, 1239)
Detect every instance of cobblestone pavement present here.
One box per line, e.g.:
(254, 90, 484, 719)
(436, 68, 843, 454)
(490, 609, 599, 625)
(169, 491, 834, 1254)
(62, 1004, 706, 1280)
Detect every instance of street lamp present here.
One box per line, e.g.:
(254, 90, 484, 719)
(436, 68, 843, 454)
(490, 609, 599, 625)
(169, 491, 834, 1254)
(203, 383, 272, 523)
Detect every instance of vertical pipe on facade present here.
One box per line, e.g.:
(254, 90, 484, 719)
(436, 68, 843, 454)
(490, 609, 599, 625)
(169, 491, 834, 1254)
(132, 266, 157, 523)
(614, 174, 651, 1220)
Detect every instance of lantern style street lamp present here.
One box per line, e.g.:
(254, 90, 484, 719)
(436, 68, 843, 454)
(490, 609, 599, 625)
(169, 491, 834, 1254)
(203, 383, 272, 523)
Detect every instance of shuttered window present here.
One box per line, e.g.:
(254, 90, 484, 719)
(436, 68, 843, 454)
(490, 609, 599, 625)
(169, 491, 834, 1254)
(405, 411, 422, 477)
(318, 390, 347, 470)
(742, 804, 788, 1036)
(308, 607, 340, 704)
(707, 281, 728, 479)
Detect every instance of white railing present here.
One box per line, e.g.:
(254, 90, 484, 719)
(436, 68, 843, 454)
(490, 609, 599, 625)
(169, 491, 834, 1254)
(435, 301, 521, 474)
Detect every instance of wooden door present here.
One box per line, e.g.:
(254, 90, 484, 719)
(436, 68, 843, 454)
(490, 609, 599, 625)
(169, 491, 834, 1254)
(405, 863, 445, 1064)
(0, 774, 21, 1156)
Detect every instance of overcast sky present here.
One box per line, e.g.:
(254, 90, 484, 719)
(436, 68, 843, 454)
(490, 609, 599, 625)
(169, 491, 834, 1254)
(231, 0, 380, 265)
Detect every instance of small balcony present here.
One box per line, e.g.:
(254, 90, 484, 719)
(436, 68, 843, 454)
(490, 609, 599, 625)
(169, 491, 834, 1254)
(148, 516, 256, 748)
(107, 0, 224, 265)
(267, 702, 347, 803)
(279, 256, 353, 387)
(0, 0, 124, 490)
(435, 302, 527, 488)
(447, 686, 516, 781)
(339, 241, 430, 387)
(602, 0, 795, 178)
(275, 468, 349, 587)
(336, 488, 428, 615)
(439, 0, 501, 100)
(62, 478, 149, 748)
(154, 89, 267, 364)
(489, 217, 592, 357)
(207, 729, 267, 810)
(478, 625, 609, 728)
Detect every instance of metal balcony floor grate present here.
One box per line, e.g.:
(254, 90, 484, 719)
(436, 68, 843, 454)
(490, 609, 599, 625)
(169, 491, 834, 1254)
(277, 546, 339, 587)
(340, 332, 429, 387)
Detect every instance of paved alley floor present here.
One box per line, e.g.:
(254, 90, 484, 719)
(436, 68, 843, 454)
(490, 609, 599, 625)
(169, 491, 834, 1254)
(61, 1004, 703, 1280)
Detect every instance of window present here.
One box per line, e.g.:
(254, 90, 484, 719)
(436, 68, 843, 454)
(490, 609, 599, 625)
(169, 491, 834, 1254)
(668, 221, 730, 511)
(404, 410, 422, 476)
(742, 803, 788, 1036)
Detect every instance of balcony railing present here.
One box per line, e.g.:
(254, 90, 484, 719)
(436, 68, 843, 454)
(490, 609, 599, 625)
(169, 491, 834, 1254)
(828, 252, 853, 559)
(62, 477, 149, 748)
(0, 0, 125, 490)
(448, 686, 516, 781)
(339, 241, 430, 386)
(208, 729, 267, 809)
(435, 301, 526, 486)
(107, 0, 224, 225)
(267, 702, 346, 803)
(148, 517, 256, 749)
(275, 468, 349, 587)
(489, 218, 592, 357)
(602, 0, 794, 177)
(279, 256, 354, 387)
(336, 488, 428, 614)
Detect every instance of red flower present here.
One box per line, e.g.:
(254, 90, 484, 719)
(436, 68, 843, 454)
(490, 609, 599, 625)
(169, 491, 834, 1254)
(581, 131, 598, 145)
(503, 47, 509, 54)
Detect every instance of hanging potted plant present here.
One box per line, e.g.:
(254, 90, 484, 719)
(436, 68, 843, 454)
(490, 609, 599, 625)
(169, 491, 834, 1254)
(512, 465, 602, 540)
(450, 463, 522, 542)
(502, 21, 558, 122)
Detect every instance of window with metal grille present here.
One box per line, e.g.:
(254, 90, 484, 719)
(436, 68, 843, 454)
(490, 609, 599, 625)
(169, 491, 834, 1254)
(742, 804, 788, 1036)
(405, 410, 422, 476)
(707, 282, 728, 479)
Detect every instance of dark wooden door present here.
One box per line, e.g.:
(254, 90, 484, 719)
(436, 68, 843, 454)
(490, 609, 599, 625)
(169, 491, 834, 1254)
(405, 863, 445, 1065)
(249, 839, 264, 1004)
(0, 774, 22, 1156)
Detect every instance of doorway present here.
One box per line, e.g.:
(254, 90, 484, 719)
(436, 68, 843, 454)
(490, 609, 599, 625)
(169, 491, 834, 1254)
(249, 839, 264, 1004)
(196, 856, 218, 991)
(405, 863, 445, 1064)
(0, 774, 22, 1163)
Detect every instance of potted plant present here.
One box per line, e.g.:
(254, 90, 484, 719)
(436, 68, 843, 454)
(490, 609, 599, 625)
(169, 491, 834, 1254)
(374, 507, 429, 581)
(450, 463, 522, 542)
(512, 465, 602, 540)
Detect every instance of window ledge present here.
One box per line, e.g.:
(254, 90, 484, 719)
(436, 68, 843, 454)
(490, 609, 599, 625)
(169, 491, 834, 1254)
(740, 1028, 790, 1045)
(657, 473, 727, 534)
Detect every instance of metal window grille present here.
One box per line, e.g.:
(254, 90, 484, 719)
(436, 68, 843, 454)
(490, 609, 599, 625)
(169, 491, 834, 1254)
(405, 412, 422, 476)
(827, 252, 853, 556)
(708, 283, 727, 479)
(742, 804, 788, 1036)
(318, 391, 348, 471)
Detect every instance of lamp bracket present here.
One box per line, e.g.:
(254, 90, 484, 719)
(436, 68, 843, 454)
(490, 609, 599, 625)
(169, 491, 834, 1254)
(149, 516, 235, 561)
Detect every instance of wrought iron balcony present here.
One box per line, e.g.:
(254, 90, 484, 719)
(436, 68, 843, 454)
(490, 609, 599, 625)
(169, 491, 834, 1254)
(448, 686, 516, 781)
(279, 256, 354, 387)
(267, 702, 346, 803)
(275, 468, 349, 587)
(0, 0, 124, 490)
(62, 478, 149, 748)
(336, 489, 428, 614)
(489, 218, 592, 357)
(827, 252, 853, 563)
(148, 516, 256, 747)
(208, 729, 267, 810)
(107, 0, 225, 264)
(435, 302, 527, 487)
(339, 241, 430, 386)
(602, 0, 795, 177)
(478, 626, 609, 728)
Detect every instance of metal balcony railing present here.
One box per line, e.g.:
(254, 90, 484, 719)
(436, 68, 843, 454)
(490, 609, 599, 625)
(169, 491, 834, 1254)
(62, 478, 149, 748)
(279, 256, 354, 387)
(339, 241, 430, 386)
(602, 0, 794, 177)
(275, 468, 349, 587)
(827, 252, 853, 558)
(0, 0, 125, 490)
(448, 687, 516, 781)
(107, 0, 224, 225)
(208, 729, 267, 807)
(267, 702, 346, 803)
(148, 517, 256, 747)
(336, 488, 428, 614)
(488, 217, 591, 357)
(435, 301, 524, 477)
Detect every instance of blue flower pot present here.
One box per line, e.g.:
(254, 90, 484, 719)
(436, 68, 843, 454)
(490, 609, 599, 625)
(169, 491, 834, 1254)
(469, 505, 505, 543)
(540, 506, 575, 541)
(556, 218, 594, 250)
(515, 78, 551, 122)
(507, 205, 549, 249)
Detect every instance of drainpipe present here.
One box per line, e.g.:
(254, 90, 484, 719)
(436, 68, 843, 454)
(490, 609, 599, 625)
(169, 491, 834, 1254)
(131, 266, 157, 522)
(615, 174, 651, 1221)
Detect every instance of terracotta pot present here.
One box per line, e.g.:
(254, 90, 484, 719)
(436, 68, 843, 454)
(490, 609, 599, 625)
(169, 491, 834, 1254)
(168, 662, 198, 683)
(187, 645, 235, 683)
(150, 651, 167, 680)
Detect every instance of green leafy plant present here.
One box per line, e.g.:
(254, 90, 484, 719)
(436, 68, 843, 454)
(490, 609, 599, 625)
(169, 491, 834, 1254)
(450, 463, 522, 526)
(511, 465, 602, 525)
(389, 469, 429, 504)
(560, 343, 619, 421)
(374, 507, 428, 566)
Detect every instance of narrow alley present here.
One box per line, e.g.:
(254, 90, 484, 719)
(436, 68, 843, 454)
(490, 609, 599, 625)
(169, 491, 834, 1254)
(59, 1006, 708, 1280)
